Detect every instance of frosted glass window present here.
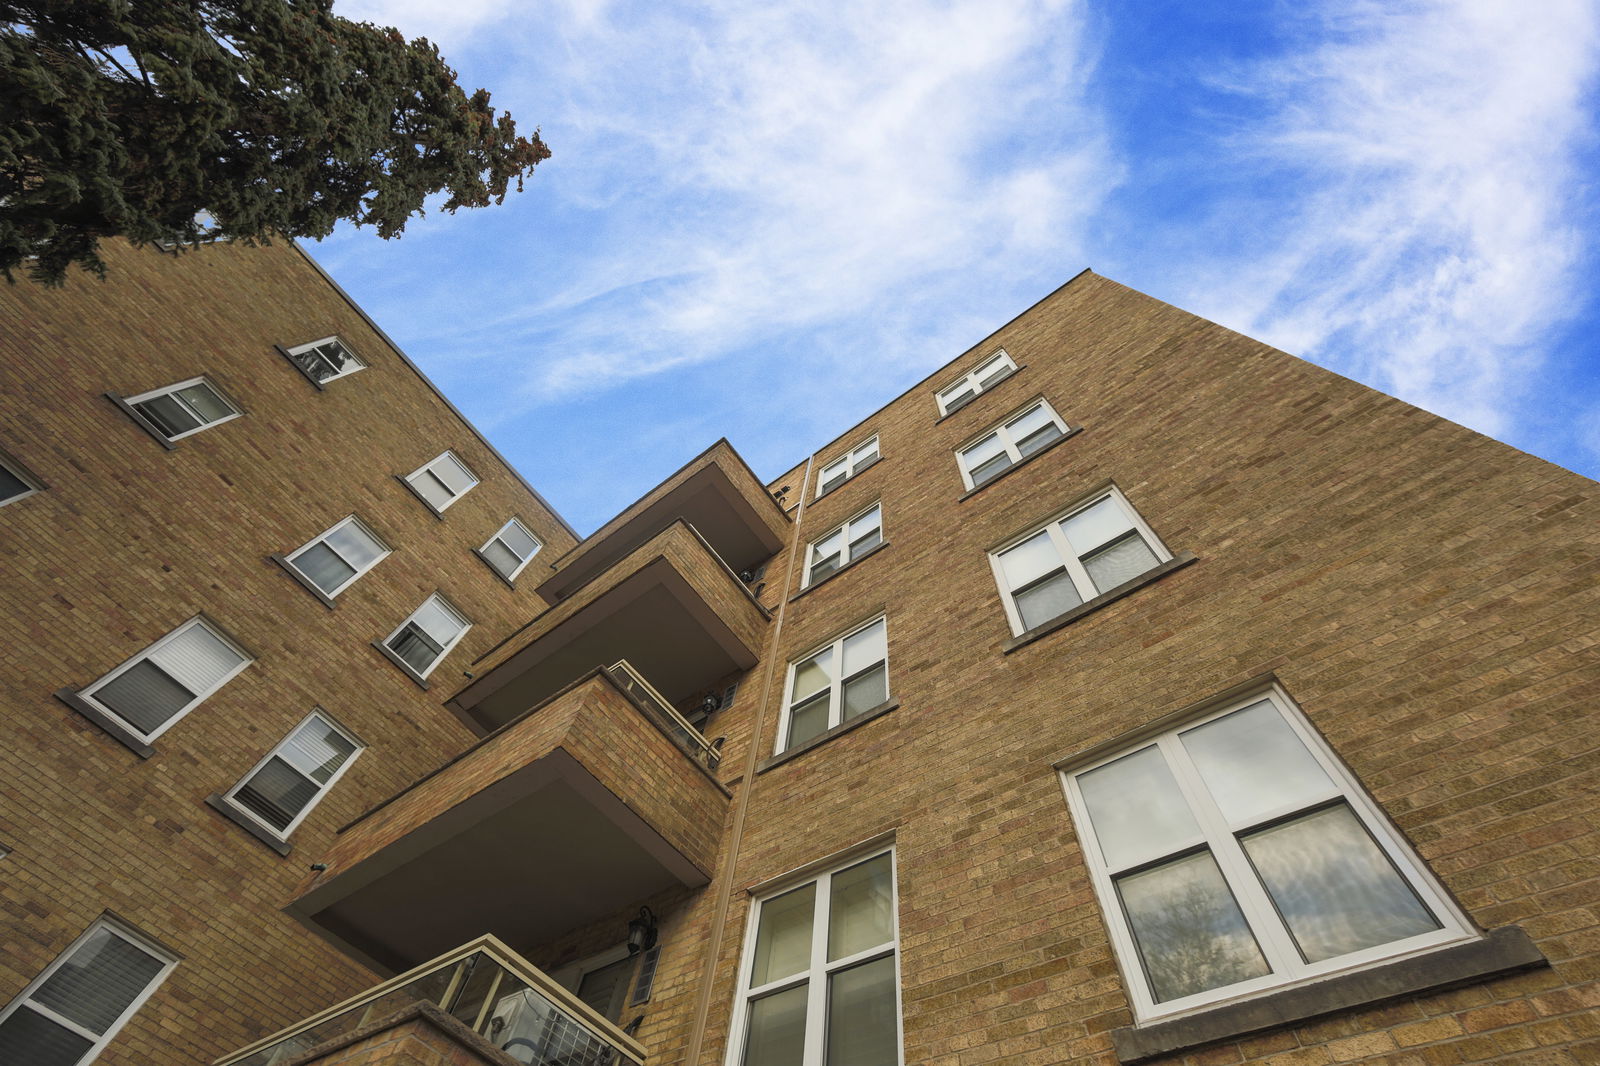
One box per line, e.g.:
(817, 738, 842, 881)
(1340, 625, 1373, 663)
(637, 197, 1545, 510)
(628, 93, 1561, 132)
(126, 378, 240, 441)
(779, 618, 890, 754)
(81, 618, 250, 740)
(936, 349, 1017, 415)
(815, 437, 880, 498)
(286, 516, 389, 597)
(383, 595, 469, 679)
(226, 712, 361, 836)
(481, 518, 542, 581)
(404, 452, 480, 514)
(956, 399, 1068, 489)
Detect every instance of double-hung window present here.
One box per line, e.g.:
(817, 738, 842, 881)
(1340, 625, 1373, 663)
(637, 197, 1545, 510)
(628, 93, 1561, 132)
(223, 711, 361, 838)
(729, 848, 901, 1066)
(282, 336, 365, 385)
(0, 917, 177, 1066)
(935, 349, 1017, 415)
(1059, 688, 1470, 1021)
(285, 516, 389, 597)
(404, 451, 479, 515)
(779, 617, 888, 752)
(479, 518, 542, 582)
(956, 399, 1067, 490)
(990, 489, 1169, 634)
(80, 619, 250, 741)
(816, 437, 880, 499)
(0, 451, 41, 506)
(382, 595, 469, 680)
(126, 378, 240, 441)
(804, 504, 882, 587)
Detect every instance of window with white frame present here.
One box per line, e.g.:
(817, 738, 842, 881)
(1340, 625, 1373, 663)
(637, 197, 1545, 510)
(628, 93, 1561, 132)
(285, 516, 389, 597)
(990, 489, 1169, 634)
(126, 378, 240, 441)
(0, 917, 177, 1066)
(382, 595, 469, 679)
(779, 617, 888, 753)
(935, 349, 1017, 416)
(283, 336, 365, 385)
(729, 848, 901, 1066)
(815, 437, 879, 498)
(479, 518, 542, 582)
(956, 399, 1067, 490)
(1060, 688, 1471, 1022)
(223, 711, 361, 837)
(80, 618, 251, 741)
(404, 451, 479, 514)
(0, 452, 40, 506)
(804, 504, 882, 587)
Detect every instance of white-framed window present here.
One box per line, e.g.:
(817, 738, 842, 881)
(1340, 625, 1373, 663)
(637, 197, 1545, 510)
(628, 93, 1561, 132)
(778, 616, 888, 754)
(956, 398, 1068, 490)
(404, 451, 479, 515)
(804, 504, 882, 587)
(0, 452, 41, 506)
(80, 618, 251, 741)
(815, 437, 880, 498)
(479, 518, 543, 582)
(126, 377, 240, 441)
(382, 594, 470, 680)
(283, 336, 365, 385)
(1059, 687, 1472, 1023)
(0, 917, 177, 1066)
(935, 349, 1017, 416)
(285, 516, 389, 597)
(727, 847, 901, 1066)
(989, 488, 1169, 635)
(223, 711, 362, 838)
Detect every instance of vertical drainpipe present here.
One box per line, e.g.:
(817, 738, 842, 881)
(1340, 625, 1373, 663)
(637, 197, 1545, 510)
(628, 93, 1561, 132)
(680, 454, 815, 1066)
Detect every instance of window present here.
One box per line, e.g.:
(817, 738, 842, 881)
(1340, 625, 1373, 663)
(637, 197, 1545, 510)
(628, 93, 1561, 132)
(125, 378, 240, 441)
(404, 451, 479, 515)
(990, 489, 1169, 634)
(382, 595, 469, 680)
(282, 336, 365, 385)
(551, 945, 636, 1024)
(804, 504, 882, 587)
(285, 516, 389, 597)
(0, 917, 177, 1066)
(1059, 688, 1471, 1022)
(479, 518, 542, 582)
(779, 617, 888, 753)
(935, 349, 1017, 415)
(80, 619, 250, 741)
(728, 848, 900, 1066)
(223, 712, 361, 838)
(956, 398, 1068, 490)
(815, 437, 880, 498)
(0, 452, 41, 506)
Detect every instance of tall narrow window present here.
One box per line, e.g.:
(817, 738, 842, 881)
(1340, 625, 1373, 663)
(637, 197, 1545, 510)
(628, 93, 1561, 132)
(381, 595, 469, 681)
(729, 849, 901, 1066)
(224, 712, 361, 837)
(804, 504, 883, 587)
(125, 378, 240, 441)
(79, 618, 251, 741)
(0, 918, 177, 1066)
(1059, 688, 1471, 1021)
(935, 349, 1017, 415)
(955, 399, 1067, 489)
(281, 336, 365, 385)
(779, 617, 889, 753)
(479, 518, 543, 582)
(815, 437, 880, 498)
(403, 452, 479, 515)
(284, 516, 389, 598)
(989, 489, 1169, 634)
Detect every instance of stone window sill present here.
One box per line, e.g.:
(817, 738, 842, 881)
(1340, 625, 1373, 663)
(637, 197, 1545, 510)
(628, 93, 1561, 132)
(372, 641, 430, 689)
(205, 793, 292, 856)
(1002, 551, 1198, 653)
(54, 689, 155, 759)
(271, 554, 337, 609)
(788, 540, 890, 603)
(957, 426, 1083, 501)
(1111, 926, 1547, 1065)
(757, 700, 900, 773)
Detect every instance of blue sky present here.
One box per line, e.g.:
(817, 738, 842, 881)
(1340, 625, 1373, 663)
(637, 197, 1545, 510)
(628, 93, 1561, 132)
(315, 0, 1600, 535)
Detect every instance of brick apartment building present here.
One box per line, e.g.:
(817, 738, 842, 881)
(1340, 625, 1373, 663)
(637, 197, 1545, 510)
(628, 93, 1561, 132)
(1, 238, 1596, 1066)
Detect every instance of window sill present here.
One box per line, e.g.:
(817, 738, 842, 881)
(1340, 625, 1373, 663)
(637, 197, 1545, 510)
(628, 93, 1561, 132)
(1110, 926, 1547, 1065)
(270, 554, 338, 609)
(205, 794, 292, 856)
(788, 540, 890, 603)
(104, 392, 178, 450)
(933, 364, 1027, 424)
(372, 641, 430, 689)
(958, 425, 1083, 501)
(757, 700, 899, 773)
(275, 345, 328, 391)
(1002, 551, 1198, 653)
(395, 475, 447, 520)
(814, 453, 882, 502)
(472, 547, 520, 591)
(54, 689, 155, 759)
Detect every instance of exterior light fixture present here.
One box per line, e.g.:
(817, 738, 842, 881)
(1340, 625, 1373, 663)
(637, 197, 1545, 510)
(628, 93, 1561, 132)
(627, 906, 658, 955)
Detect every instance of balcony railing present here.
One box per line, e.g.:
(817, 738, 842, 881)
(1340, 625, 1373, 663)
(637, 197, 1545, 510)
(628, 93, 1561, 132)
(216, 935, 645, 1066)
(605, 660, 723, 772)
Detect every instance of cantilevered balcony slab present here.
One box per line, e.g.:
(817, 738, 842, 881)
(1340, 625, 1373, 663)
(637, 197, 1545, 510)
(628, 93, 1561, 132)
(288, 670, 730, 973)
(450, 518, 769, 735)
(536, 439, 788, 604)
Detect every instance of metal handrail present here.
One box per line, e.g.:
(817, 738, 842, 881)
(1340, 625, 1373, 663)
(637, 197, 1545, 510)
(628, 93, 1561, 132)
(606, 660, 722, 771)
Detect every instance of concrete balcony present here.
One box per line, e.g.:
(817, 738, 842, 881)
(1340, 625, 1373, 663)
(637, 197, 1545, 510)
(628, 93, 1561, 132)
(287, 668, 730, 972)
